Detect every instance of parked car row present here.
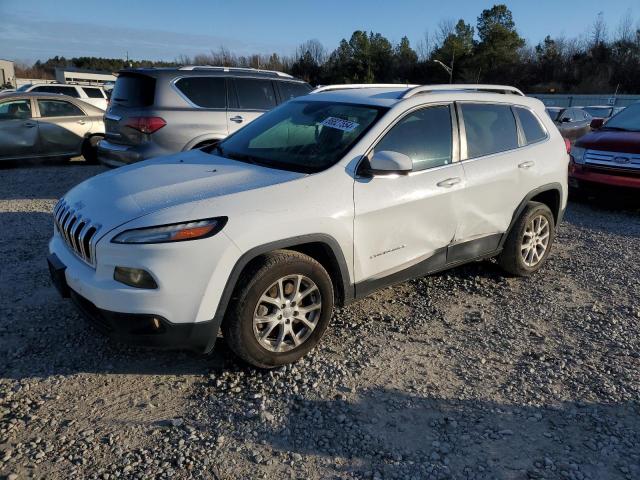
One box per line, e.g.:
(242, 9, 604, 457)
(98, 66, 312, 167)
(545, 104, 627, 144)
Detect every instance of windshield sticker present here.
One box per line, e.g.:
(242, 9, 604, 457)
(320, 117, 360, 132)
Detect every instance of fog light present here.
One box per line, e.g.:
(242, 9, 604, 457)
(114, 267, 158, 289)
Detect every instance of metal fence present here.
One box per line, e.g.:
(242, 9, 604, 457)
(530, 94, 640, 108)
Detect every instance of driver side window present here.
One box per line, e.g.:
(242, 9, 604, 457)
(373, 105, 452, 171)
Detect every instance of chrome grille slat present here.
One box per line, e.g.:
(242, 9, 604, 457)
(53, 199, 99, 267)
(585, 149, 640, 170)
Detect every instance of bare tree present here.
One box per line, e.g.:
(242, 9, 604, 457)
(295, 39, 326, 65)
(591, 11, 608, 46)
(616, 8, 634, 43)
(416, 30, 435, 61)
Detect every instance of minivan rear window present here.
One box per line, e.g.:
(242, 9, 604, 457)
(111, 74, 156, 107)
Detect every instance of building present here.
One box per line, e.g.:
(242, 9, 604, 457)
(0, 59, 16, 87)
(54, 67, 116, 85)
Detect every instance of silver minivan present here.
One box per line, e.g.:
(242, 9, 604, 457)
(98, 66, 311, 167)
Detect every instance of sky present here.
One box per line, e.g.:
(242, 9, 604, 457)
(0, 0, 638, 64)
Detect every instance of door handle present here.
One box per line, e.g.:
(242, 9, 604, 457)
(518, 161, 535, 169)
(230, 116, 243, 123)
(436, 177, 462, 188)
(77, 120, 87, 125)
(24, 121, 36, 128)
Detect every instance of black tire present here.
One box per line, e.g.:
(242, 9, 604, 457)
(498, 201, 555, 277)
(222, 250, 334, 368)
(81, 135, 102, 164)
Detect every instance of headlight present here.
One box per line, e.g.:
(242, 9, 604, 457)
(111, 217, 227, 244)
(570, 146, 586, 164)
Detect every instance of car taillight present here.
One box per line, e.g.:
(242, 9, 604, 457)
(124, 116, 166, 134)
(564, 138, 571, 154)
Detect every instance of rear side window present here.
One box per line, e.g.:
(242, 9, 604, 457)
(174, 77, 226, 108)
(374, 105, 452, 171)
(514, 107, 547, 145)
(82, 87, 104, 98)
(111, 74, 156, 107)
(38, 99, 85, 117)
(461, 103, 518, 158)
(234, 79, 277, 110)
(278, 82, 312, 102)
(33, 85, 79, 98)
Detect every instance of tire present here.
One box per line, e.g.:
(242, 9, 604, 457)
(81, 136, 102, 164)
(222, 250, 334, 368)
(498, 201, 555, 277)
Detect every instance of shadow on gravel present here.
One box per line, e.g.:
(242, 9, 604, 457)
(259, 387, 640, 479)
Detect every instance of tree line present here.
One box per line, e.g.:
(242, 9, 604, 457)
(14, 5, 640, 94)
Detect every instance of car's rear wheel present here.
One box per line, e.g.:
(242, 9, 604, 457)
(81, 135, 102, 164)
(498, 202, 555, 276)
(222, 250, 334, 368)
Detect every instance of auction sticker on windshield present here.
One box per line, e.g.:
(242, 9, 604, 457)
(320, 117, 360, 132)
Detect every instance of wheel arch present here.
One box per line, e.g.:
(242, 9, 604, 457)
(204, 234, 353, 353)
(182, 134, 225, 151)
(500, 183, 564, 249)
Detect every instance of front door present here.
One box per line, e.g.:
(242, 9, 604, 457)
(353, 104, 464, 294)
(0, 98, 39, 159)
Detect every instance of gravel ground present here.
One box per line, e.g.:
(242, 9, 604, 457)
(1, 161, 639, 480)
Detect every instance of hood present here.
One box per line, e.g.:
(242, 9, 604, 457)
(61, 149, 305, 233)
(576, 130, 640, 154)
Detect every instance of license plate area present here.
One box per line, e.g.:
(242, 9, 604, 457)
(48, 253, 70, 298)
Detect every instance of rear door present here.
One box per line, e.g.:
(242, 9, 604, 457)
(36, 98, 91, 155)
(0, 98, 39, 159)
(227, 78, 278, 134)
(455, 102, 522, 245)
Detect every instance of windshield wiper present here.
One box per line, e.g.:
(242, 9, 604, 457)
(601, 126, 631, 131)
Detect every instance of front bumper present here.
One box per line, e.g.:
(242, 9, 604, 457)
(97, 139, 171, 167)
(48, 252, 218, 352)
(48, 225, 241, 353)
(569, 162, 640, 189)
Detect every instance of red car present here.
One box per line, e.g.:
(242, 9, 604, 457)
(569, 103, 640, 191)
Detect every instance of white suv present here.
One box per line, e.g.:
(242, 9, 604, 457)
(16, 83, 108, 110)
(48, 84, 568, 368)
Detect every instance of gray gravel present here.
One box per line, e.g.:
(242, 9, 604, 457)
(1, 161, 639, 480)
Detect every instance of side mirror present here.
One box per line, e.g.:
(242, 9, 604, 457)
(590, 118, 604, 129)
(366, 150, 412, 175)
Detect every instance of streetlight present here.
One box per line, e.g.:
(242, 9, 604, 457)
(434, 60, 453, 83)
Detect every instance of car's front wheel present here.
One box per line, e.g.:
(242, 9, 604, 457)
(498, 201, 556, 276)
(223, 250, 334, 368)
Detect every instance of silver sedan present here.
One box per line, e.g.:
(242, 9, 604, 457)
(0, 92, 105, 163)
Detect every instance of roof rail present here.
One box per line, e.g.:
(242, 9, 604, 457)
(311, 83, 418, 94)
(178, 65, 293, 78)
(401, 84, 525, 98)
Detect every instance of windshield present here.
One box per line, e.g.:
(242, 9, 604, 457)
(546, 108, 561, 121)
(213, 101, 387, 173)
(582, 107, 612, 118)
(601, 103, 640, 132)
(16, 84, 31, 92)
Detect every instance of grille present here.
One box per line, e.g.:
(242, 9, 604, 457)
(53, 199, 101, 267)
(584, 149, 640, 171)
